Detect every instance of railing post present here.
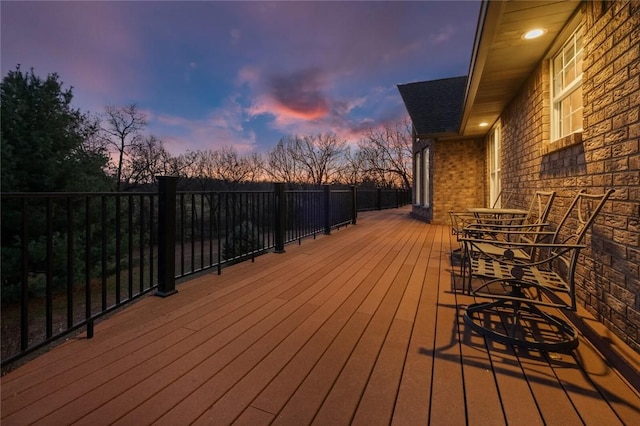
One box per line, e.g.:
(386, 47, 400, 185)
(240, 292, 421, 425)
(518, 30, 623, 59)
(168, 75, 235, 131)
(396, 189, 400, 208)
(377, 188, 382, 210)
(351, 186, 358, 225)
(156, 176, 178, 297)
(274, 183, 286, 253)
(323, 184, 331, 235)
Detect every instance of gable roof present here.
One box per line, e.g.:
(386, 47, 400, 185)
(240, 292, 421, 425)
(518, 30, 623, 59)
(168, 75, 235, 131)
(397, 76, 467, 138)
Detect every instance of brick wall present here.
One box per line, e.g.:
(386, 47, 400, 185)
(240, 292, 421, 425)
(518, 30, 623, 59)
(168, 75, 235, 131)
(432, 139, 484, 224)
(498, 1, 639, 351)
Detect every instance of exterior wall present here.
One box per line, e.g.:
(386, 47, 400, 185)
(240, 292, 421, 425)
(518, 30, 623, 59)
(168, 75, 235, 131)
(432, 139, 485, 224)
(411, 138, 433, 222)
(498, 1, 639, 350)
(412, 138, 485, 224)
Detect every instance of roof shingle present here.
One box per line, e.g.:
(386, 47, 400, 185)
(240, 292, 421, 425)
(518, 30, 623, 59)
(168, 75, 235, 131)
(397, 76, 467, 137)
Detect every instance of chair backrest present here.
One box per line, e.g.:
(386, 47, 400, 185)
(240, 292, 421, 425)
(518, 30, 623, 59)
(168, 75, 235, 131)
(491, 190, 514, 209)
(546, 189, 615, 310)
(522, 190, 556, 227)
(551, 189, 615, 245)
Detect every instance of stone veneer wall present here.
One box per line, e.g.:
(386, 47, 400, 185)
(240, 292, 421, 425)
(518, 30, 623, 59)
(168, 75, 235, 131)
(498, 1, 639, 351)
(432, 139, 485, 225)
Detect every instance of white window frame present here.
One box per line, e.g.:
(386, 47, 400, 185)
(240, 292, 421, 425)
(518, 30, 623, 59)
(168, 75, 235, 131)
(488, 126, 501, 208)
(422, 147, 430, 207)
(415, 151, 421, 205)
(551, 26, 584, 141)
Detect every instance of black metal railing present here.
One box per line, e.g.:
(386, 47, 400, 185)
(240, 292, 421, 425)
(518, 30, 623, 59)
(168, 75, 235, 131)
(1, 182, 411, 367)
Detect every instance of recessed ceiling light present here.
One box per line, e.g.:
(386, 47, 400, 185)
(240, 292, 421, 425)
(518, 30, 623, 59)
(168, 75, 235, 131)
(479, 122, 489, 127)
(523, 28, 546, 40)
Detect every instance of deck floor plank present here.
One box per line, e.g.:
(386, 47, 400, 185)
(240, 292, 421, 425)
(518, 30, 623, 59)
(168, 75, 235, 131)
(427, 226, 467, 424)
(445, 227, 507, 425)
(391, 224, 438, 425)
(2, 207, 639, 426)
(271, 216, 423, 425)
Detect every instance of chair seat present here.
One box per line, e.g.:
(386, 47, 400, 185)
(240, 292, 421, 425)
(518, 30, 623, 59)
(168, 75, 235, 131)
(471, 241, 532, 261)
(470, 257, 571, 295)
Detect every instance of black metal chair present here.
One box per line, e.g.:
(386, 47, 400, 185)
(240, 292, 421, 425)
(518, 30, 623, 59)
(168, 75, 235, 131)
(461, 189, 615, 351)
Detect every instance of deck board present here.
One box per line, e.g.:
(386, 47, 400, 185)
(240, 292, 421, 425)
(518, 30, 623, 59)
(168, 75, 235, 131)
(2, 207, 639, 425)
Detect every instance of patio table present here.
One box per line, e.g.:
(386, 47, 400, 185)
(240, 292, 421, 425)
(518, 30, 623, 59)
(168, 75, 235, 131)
(466, 207, 528, 227)
(466, 207, 528, 217)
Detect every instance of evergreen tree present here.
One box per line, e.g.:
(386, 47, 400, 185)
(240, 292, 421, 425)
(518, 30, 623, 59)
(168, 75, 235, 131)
(1, 66, 111, 192)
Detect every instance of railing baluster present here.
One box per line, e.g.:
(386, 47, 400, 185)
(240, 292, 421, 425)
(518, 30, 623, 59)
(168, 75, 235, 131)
(150, 194, 154, 288)
(115, 195, 121, 304)
(191, 193, 195, 273)
(85, 196, 93, 338)
(200, 193, 205, 270)
(217, 192, 222, 274)
(67, 197, 74, 329)
(46, 197, 53, 339)
(209, 194, 213, 267)
(180, 193, 185, 276)
(128, 195, 133, 300)
(20, 198, 29, 352)
(139, 194, 145, 294)
(101, 196, 107, 311)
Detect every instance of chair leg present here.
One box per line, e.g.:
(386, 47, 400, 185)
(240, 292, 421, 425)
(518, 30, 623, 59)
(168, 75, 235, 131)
(463, 285, 579, 352)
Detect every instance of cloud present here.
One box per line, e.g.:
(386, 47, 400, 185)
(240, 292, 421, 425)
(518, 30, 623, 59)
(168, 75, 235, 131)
(1, 1, 145, 111)
(151, 95, 256, 155)
(430, 25, 457, 44)
(2, 0, 480, 155)
(267, 68, 330, 120)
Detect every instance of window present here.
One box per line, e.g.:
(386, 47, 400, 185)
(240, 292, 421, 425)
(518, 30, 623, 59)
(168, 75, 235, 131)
(422, 147, 430, 207)
(552, 26, 583, 140)
(488, 126, 501, 207)
(415, 151, 421, 205)
(413, 148, 430, 207)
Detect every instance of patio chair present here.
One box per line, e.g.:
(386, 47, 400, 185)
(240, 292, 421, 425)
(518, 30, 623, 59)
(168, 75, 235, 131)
(463, 190, 556, 261)
(491, 189, 515, 208)
(452, 190, 553, 277)
(461, 188, 615, 351)
(448, 189, 518, 257)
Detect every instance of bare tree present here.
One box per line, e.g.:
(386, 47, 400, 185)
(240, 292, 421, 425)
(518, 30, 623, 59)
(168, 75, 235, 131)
(101, 104, 147, 191)
(265, 136, 306, 184)
(212, 146, 256, 186)
(245, 151, 265, 183)
(188, 147, 263, 188)
(124, 135, 181, 187)
(292, 133, 346, 185)
(338, 145, 366, 186)
(358, 118, 413, 188)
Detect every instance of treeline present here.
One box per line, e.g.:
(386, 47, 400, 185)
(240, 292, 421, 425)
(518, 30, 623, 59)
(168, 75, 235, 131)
(1, 66, 413, 194)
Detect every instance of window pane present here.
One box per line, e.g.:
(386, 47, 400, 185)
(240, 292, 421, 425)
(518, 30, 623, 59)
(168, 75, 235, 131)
(576, 49, 583, 75)
(571, 85, 583, 111)
(552, 26, 583, 139)
(423, 148, 429, 207)
(415, 152, 421, 204)
(571, 85, 583, 132)
(564, 60, 575, 86)
(561, 97, 571, 135)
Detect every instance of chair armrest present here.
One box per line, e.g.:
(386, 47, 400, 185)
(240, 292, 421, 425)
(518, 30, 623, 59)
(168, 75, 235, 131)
(464, 222, 550, 232)
(461, 237, 586, 266)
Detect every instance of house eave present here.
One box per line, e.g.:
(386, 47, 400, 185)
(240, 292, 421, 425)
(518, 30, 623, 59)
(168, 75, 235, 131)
(459, 0, 582, 138)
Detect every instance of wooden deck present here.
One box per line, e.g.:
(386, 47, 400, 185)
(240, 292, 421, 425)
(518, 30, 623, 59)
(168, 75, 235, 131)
(2, 207, 639, 425)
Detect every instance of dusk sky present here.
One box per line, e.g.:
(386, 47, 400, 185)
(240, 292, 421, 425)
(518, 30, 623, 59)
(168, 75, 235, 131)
(1, 1, 481, 155)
